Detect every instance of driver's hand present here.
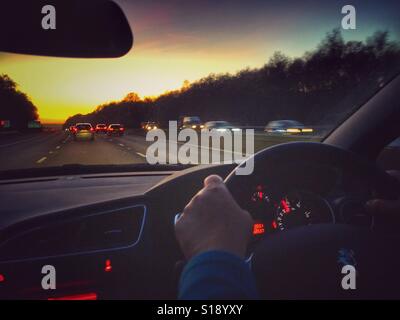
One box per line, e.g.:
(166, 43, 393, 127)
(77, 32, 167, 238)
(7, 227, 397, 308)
(175, 175, 253, 260)
(365, 170, 400, 215)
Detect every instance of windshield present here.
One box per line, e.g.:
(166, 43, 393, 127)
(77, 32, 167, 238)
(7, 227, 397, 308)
(1, 0, 400, 174)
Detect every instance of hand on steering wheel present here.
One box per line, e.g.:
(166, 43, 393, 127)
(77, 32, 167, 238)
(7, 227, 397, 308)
(175, 175, 253, 260)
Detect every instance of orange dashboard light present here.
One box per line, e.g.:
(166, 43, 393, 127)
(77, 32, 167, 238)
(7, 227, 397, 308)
(253, 223, 265, 235)
(104, 259, 112, 272)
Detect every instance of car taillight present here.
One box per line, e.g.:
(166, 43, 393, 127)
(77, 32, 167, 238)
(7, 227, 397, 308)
(119, 128, 124, 131)
(90, 128, 94, 132)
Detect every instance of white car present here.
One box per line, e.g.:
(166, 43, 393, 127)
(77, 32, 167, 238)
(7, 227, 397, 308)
(73, 123, 95, 141)
(204, 121, 240, 132)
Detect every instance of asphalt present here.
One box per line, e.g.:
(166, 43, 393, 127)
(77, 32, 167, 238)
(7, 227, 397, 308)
(0, 130, 321, 172)
(0, 131, 149, 171)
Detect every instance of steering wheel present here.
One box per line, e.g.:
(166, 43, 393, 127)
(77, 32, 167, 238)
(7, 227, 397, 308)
(224, 142, 400, 299)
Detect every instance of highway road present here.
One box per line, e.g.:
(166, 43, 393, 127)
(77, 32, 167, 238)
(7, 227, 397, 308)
(0, 130, 320, 172)
(0, 131, 151, 172)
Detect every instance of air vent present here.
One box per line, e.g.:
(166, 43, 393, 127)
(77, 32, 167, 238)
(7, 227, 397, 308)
(0, 205, 145, 261)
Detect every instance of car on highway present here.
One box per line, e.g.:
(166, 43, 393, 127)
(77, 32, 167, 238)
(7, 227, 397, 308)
(1, 0, 400, 302)
(264, 120, 314, 135)
(142, 121, 158, 131)
(107, 124, 125, 136)
(95, 124, 108, 134)
(204, 121, 240, 132)
(73, 123, 95, 141)
(180, 116, 204, 130)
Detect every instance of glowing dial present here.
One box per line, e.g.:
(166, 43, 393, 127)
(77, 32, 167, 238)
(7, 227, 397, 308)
(276, 193, 312, 231)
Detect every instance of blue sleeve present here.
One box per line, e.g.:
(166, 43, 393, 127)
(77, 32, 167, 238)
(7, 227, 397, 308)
(178, 250, 259, 300)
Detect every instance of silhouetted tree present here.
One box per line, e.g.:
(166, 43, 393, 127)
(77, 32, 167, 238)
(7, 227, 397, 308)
(0, 74, 39, 130)
(64, 29, 400, 130)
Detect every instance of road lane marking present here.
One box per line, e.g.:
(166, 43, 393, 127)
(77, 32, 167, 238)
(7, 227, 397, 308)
(56, 146, 60, 149)
(119, 143, 125, 147)
(136, 152, 146, 158)
(62, 136, 71, 144)
(49, 151, 53, 154)
(36, 157, 47, 164)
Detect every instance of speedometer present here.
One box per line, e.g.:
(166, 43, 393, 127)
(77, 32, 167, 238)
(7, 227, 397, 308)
(275, 191, 334, 231)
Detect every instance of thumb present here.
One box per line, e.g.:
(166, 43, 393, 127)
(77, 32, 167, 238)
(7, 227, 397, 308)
(204, 175, 223, 188)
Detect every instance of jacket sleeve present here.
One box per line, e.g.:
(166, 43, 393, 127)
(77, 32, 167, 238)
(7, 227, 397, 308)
(178, 250, 259, 300)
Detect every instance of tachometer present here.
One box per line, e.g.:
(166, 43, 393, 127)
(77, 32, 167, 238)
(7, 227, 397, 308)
(274, 191, 334, 231)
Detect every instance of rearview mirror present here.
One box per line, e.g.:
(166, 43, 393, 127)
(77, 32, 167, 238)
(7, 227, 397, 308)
(0, 0, 133, 58)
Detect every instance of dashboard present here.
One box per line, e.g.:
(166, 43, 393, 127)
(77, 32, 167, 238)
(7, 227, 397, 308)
(0, 159, 384, 299)
(237, 163, 376, 245)
(0, 164, 235, 300)
(249, 186, 334, 235)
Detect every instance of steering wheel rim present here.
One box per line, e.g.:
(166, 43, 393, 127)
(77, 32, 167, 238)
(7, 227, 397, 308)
(223, 142, 400, 299)
(225, 142, 400, 200)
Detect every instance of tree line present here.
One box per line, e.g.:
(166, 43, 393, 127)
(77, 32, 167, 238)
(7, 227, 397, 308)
(64, 29, 400, 129)
(0, 74, 39, 130)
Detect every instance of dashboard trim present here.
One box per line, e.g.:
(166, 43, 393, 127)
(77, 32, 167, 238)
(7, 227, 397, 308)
(0, 204, 147, 264)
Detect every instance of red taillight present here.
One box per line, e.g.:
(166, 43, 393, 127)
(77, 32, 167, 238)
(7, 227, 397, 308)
(0, 274, 5, 282)
(48, 293, 97, 300)
(119, 128, 124, 131)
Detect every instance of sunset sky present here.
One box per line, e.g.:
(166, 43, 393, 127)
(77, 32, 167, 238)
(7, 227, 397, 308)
(1, 0, 400, 123)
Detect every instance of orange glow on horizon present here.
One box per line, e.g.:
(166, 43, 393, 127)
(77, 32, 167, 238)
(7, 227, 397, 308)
(1, 48, 266, 123)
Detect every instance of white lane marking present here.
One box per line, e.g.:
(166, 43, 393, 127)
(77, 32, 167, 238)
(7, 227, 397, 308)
(62, 136, 69, 143)
(36, 157, 47, 164)
(136, 152, 146, 158)
(119, 143, 125, 147)
(49, 151, 53, 154)
(56, 145, 60, 149)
